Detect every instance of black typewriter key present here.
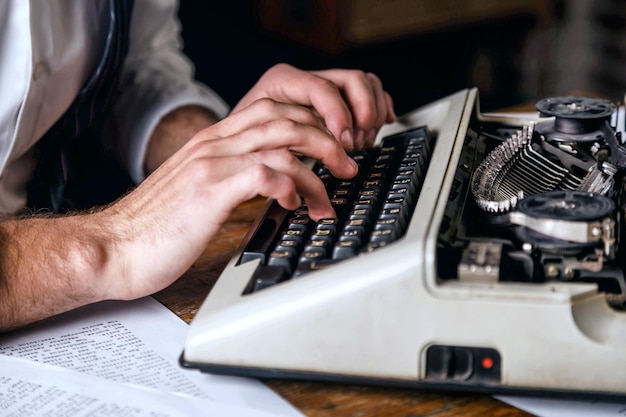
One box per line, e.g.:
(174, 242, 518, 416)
(339, 227, 364, 241)
(244, 125, 433, 280)
(332, 238, 361, 259)
(332, 188, 355, 200)
(392, 177, 413, 190)
(372, 221, 401, 241)
(349, 207, 373, 221)
(404, 149, 425, 163)
(409, 135, 429, 153)
(283, 228, 307, 242)
(276, 238, 302, 254)
(351, 149, 373, 165)
(391, 182, 415, 204)
(305, 238, 331, 254)
(365, 240, 390, 252)
(353, 198, 376, 212)
(367, 171, 384, 180)
(335, 180, 357, 188)
(309, 231, 335, 252)
(343, 218, 369, 233)
(400, 159, 419, 169)
(299, 247, 327, 266)
(316, 218, 339, 232)
(379, 207, 402, 220)
(387, 187, 413, 207)
(293, 207, 309, 217)
(238, 199, 293, 266)
(399, 166, 421, 180)
(288, 215, 311, 228)
(369, 228, 394, 244)
(362, 179, 384, 189)
(374, 217, 402, 231)
(294, 258, 341, 277)
(286, 216, 313, 239)
(383, 196, 408, 211)
(250, 265, 289, 292)
(315, 166, 334, 188)
(358, 189, 380, 203)
(267, 250, 297, 275)
(330, 197, 350, 220)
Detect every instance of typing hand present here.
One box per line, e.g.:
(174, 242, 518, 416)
(232, 63, 397, 151)
(101, 98, 356, 299)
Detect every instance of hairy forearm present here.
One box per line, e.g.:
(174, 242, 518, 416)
(0, 212, 114, 331)
(145, 105, 220, 174)
(0, 107, 220, 331)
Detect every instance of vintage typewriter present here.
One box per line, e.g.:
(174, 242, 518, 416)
(181, 88, 626, 400)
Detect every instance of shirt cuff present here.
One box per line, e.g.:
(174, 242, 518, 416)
(121, 83, 230, 184)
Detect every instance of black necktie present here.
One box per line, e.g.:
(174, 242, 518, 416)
(27, 0, 134, 212)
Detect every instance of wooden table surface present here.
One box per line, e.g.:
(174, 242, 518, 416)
(153, 197, 534, 417)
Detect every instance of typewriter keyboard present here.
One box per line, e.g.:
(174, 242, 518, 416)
(240, 126, 433, 293)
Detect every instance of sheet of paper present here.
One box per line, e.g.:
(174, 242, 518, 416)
(0, 296, 302, 417)
(496, 395, 626, 417)
(0, 354, 281, 417)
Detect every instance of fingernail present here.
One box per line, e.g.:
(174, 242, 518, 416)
(341, 129, 354, 151)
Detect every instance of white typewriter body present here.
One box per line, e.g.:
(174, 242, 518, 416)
(182, 88, 626, 399)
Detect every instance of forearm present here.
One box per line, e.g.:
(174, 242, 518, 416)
(0, 213, 113, 331)
(0, 107, 220, 332)
(144, 105, 220, 174)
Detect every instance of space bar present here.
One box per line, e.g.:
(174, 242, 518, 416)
(238, 202, 289, 265)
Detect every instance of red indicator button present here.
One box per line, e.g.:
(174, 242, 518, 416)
(481, 356, 494, 369)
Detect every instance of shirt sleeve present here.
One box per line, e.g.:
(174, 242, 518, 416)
(106, 0, 230, 184)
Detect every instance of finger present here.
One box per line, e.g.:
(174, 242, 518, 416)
(184, 118, 359, 180)
(190, 98, 329, 144)
(247, 64, 357, 151)
(176, 150, 336, 219)
(215, 165, 304, 217)
(362, 73, 393, 147)
(384, 91, 397, 123)
(109, 165, 307, 296)
(153, 130, 343, 220)
(312, 69, 394, 149)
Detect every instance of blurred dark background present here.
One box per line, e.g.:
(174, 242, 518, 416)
(177, 0, 626, 115)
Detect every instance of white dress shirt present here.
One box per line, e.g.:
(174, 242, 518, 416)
(0, 0, 229, 213)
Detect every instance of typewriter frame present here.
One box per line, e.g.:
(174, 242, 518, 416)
(181, 88, 626, 401)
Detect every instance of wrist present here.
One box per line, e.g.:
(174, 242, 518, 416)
(0, 213, 116, 330)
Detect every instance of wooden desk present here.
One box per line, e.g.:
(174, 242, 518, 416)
(153, 197, 533, 417)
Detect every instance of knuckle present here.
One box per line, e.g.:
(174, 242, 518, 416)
(253, 97, 279, 112)
(314, 76, 340, 93)
(246, 163, 274, 184)
(267, 117, 299, 133)
(355, 105, 377, 126)
(274, 148, 299, 166)
(366, 71, 381, 85)
(186, 158, 215, 182)
(297, 106, 322, 125)
(269, 62, 292, 73)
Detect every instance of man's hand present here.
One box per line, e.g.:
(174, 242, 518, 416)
(0, 99, 357, 330)
(92, 98, 360, 301)
(232, 63, 397, 151)
(0, 64, 396, 331)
